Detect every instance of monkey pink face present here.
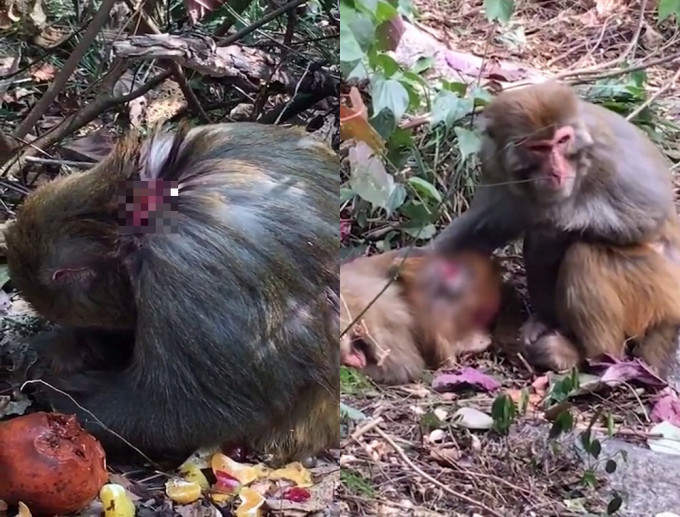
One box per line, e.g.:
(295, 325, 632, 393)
(520, 126, 577, 198)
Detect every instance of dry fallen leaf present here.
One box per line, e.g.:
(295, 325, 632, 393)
(145, 81, 187, 127)
(31, 63, 56, 82)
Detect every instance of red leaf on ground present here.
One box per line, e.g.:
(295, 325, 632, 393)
(432, 367, 501, 393)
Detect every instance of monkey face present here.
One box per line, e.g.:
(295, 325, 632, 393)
(5, 178, 136, 330)
(480, 81, 594, 202)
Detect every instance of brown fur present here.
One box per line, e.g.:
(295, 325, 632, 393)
(554, 218, 680, 374)
(487, 83, 680, 376)
(340, 249, 501, 384)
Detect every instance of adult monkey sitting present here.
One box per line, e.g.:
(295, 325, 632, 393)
(434, 81, 680, 376)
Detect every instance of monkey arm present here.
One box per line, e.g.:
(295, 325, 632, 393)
(434, 185, 531, 253)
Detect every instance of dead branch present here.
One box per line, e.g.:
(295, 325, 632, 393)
(12, 0, 118, 140)
(112, 34, 338, 98)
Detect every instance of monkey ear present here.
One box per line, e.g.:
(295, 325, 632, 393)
(51, 268, 96, 285)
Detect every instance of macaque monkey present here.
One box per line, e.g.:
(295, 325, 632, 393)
(434, 81, 680, 376)
(4, 122, 339, 464)
(340, 249, 501, 384)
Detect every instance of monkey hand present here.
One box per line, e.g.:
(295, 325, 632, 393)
(28, 329, 93, 375)
(520, 315, 551, 347)
(523, 331, 581, 372)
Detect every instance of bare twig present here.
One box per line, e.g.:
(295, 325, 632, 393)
(1, 65, 172, 179)
(373, 426, 505, 517)
(24, 156, 93, 168)
(568, 50, 680, 85)
(123, 0, 210, 123)
(13, 0, 118, 140)
(217, 0, 307, 48)
(626, 67, 680, 121)
(553, 0, 648, 80)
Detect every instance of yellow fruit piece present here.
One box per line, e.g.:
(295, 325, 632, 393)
(178, 463, 210, 491)
(268, 462, 313, 488)
(211, 454, 268, 486)
(16, 502, 32, 517)
(209, 492, 233, 504)
(99, 484, 136, 517)
(165, 478, 202, 505)
(234, 487, 265, 517)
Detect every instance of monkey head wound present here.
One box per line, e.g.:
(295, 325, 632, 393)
(5, 122, 340, 464)
(340, 250, 500, 385)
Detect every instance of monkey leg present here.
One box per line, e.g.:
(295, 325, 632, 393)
(555, 241, 680, 374)
(554, 243, 627, 362)
(29, 327, 134, 375)
(523, 332, 582, 372)
(635, 324, 680, 377)
(255, 383, 339, 466)
(523, 229, 576, 327)
(521, 230, 585, 371)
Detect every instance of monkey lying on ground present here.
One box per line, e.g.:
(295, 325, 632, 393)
(434, 81, 680, 377)
(340, 248, 501, 384)
(4, 122, 339, 464)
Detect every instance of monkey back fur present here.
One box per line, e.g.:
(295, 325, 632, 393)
(5, 123, 340, 463)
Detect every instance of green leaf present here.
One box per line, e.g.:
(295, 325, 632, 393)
(370, 53, 400, 78)
(372, 78, 410, 122)
(375, 0, 398, 23)
(589, 438, 601, 459)
(340, 7, 365, 63)
(401, 224, 436, 240)
(431, 90, 474, 128)
(484, 0, 514, 23)
(0, 264, 9, 289)
(340, 402, 367, 421)
(385, 184, 407, 215)
(348, 142, 398, 211)
(582, 470, 597, 488)
(399, 200, 433, 223)
(420, 411, 443, 432)
(408, 176, 442, 203)
(441, 80, 467, 96)
(348, 11, 377, 51)
(470, 86, 493, 105)
(411, 56, 435, 74)
(549, 409, 574, 439)
(355, 0, 378, 13)
(454, 127, 482, 161)
(431, 91, 460, 128)
(491, 393, 517, 434)
(658, 0, 680, 21)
